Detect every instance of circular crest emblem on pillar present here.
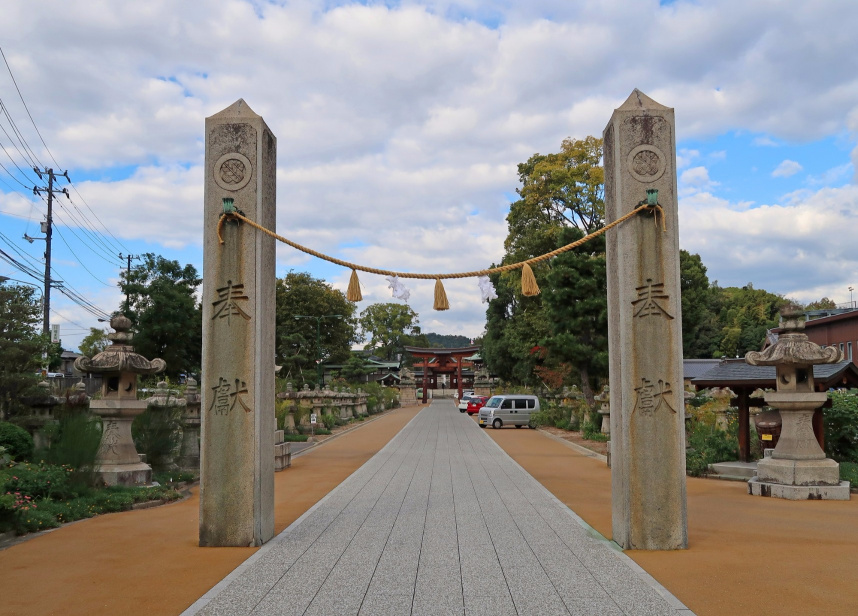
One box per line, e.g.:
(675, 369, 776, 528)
(214, 152, 253, 191)
(627, 144, 666, 183)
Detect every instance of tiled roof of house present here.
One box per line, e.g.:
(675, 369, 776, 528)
(691, 359, 858, 388)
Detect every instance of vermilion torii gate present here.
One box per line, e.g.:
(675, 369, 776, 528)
(404, 345, 480, 403)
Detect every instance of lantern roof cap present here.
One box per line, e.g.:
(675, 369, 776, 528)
(73, 315, 166, 376)
(745, 304, 842, 367)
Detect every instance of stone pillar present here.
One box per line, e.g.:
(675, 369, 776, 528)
(200, 99, 276, 547)
(604, 89, 687, 550)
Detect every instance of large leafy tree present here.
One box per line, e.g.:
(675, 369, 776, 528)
(515, 135, 605, 234)
(679, 250, 720, 358)
(716, 284, 788, 358)
(483, 137, 605, 389)
(275, 272, 357, 383)
(542, 228, 608, 404)
(119, 253, 202, 378)
(359, 303, 428, 362)
(0, 282, 48, 419)
(79, 327, 109, 358)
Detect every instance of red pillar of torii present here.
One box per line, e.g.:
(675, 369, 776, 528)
(404, 346, 481, 404)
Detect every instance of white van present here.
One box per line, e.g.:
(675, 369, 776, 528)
(478, 394, 540, 429)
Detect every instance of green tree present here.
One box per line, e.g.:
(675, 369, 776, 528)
(483, 137, 604, 387)
(715, 284, 788, 358)
(78, 327, 109, 358)
(805, 297, 837, 311)
(516, 135, 605, 234)
(275, 272, 358, 384)
(679, 250, 719, 358)
(119, 253, 202, 378)
(338, 355, 374, 383)
(359, 303, 428, 361)
(0, 282, 48, 419)
(542, 228, 608, 405)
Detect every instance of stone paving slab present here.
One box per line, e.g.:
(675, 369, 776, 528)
(184, 401, 693, 616)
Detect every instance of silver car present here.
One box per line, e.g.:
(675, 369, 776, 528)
(478, 395, 540, 429)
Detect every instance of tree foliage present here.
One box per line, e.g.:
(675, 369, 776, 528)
(680, 250, 719, 358)
(78, 327, 109, 358)
(515, 136, 605, 234)
(359, 303, 428, 362)
(483, 137, 605, 392)
(542, 227, 608, 404)
(715, 284, 788, 358)
(338, 355, 375, 383)
(0, 282, 48, 419)
(275, 272, 358, 384)
(119, 253, 202, 378)
(805, 297, 837, 311)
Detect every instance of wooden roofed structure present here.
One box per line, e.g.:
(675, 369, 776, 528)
(691, 359, 858, 462)
(404, 345, 481, 404)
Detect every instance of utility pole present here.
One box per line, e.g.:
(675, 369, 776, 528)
(118, 252, 141, 314)
(31, 167, 69, 336)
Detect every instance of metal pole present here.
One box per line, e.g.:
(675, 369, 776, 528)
(42, 169, 53, 336)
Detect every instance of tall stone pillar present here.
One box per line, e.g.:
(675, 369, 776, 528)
(604, 90, 687, 550)
(200, 99, 276, 547)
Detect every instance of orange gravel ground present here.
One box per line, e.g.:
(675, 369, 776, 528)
(0, 406, 420, 616)
(488, 426, 858, 616)
(3, 405, 858, 616)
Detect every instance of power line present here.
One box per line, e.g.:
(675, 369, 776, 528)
(53, 204, 123, 265)
(0, 46, 52, 169)
(51, 224, 113, 287)
(0, 45, 132, 256)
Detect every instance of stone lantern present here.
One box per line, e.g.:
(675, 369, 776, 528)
(595, 386, 611, 434)
(745, 305, 850, 500)
(74, 315, 166, 486)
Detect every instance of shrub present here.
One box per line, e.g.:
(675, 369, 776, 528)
(321, 412, 337, 430)
(840, 461, 858, 485)
(2, 462, 75, 500)
(12, 505, 61, 534)
(133, 405, 184, 471)
(825, 390, 858, 463)
(281, 434, 309, 442)
(0, 421, 34, 462)
(581, 408, 604, 440)
(275, 400, 292, 431)
(41, 414, 101, 489)
(685, 419, 739, 476)
(292, 403, 310, 428)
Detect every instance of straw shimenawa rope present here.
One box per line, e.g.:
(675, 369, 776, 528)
(216, 202, 666, 309)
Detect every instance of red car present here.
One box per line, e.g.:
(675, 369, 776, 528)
(466, 396, 489, 415)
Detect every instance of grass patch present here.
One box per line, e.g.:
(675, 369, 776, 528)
(840, 461, 858, 485)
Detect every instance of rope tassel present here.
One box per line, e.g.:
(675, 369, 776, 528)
(433, 278, 450, 311)
(347, 269, 362, 302)
(521, 263, 540, 296)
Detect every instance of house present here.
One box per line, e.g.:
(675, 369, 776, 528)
(767, 309, 858, 366)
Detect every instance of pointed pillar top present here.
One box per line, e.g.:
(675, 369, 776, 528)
(615, 89, 672, 112)
(208, 98, 262, 121)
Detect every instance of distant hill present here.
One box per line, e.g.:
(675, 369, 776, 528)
(424, 333, 473, 348)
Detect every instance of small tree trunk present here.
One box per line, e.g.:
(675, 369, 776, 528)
(578, 366, 595, 407)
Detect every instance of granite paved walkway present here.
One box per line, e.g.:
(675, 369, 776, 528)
(184, 401, 692, 616)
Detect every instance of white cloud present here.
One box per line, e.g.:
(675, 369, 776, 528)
(680, 184, 858, 305)
(3, 0, 858, 341)
(679, 166, 719, 196)
(752, 136, 780, 147)
(772, 160, 803, 178)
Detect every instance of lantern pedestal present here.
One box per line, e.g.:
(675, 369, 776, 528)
(91, 399, 152, 487)
(744, 306, 850, 501)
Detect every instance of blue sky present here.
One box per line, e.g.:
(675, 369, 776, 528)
(1, 0, 858, 353)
